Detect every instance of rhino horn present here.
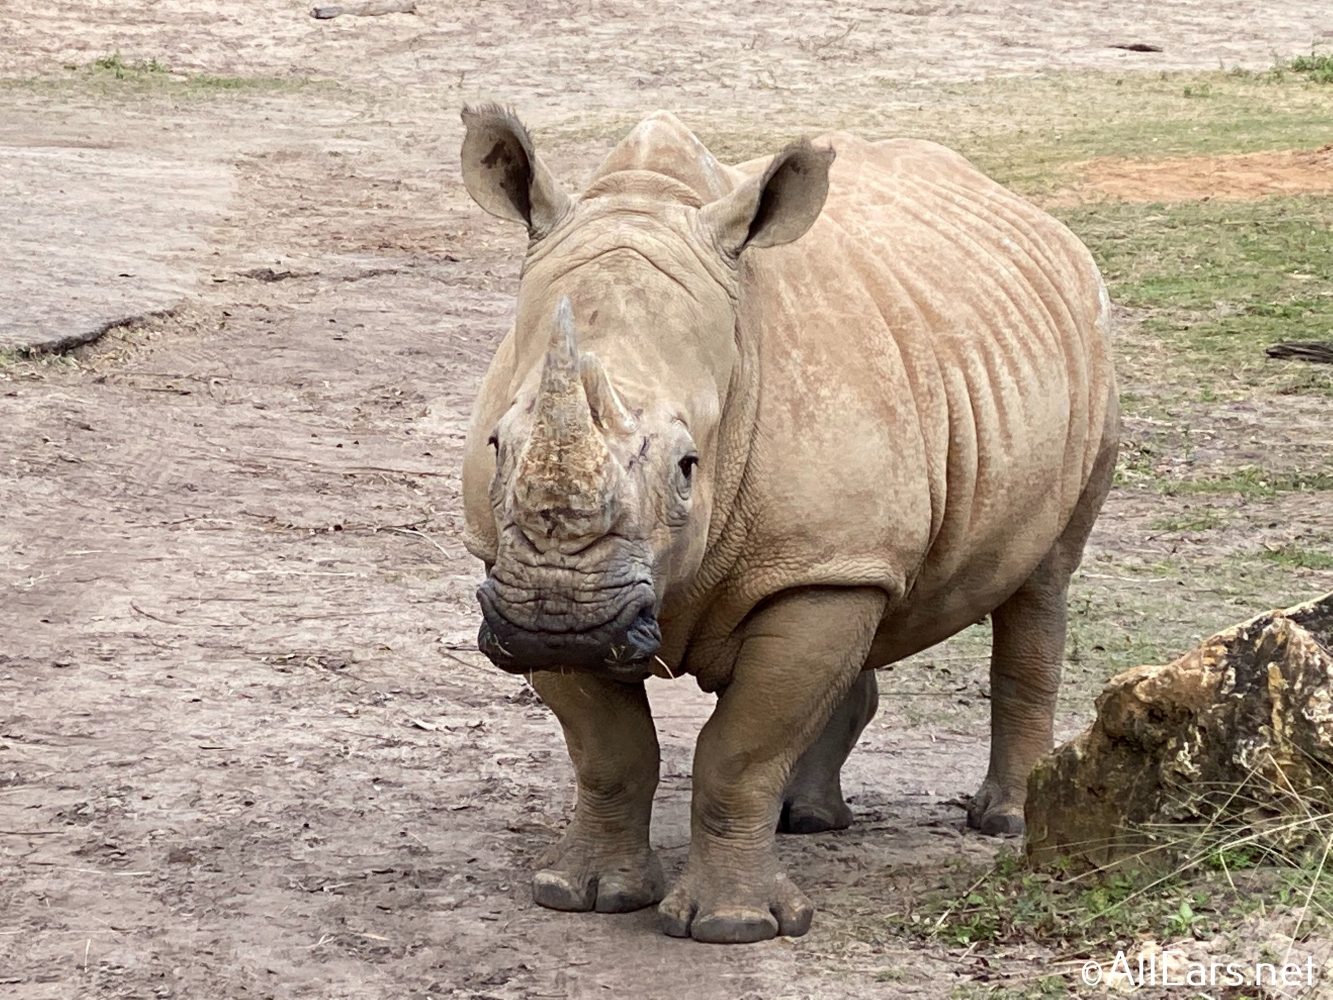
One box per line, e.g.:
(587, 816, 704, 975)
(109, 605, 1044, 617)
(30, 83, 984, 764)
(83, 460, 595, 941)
(580, 353, 637, 434)
(539, 296, 581, 394)
(513, 298, 621, 543)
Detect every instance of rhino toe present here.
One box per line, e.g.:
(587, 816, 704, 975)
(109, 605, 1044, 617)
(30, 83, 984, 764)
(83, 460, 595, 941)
(778, 797, 853, 834)
(532, 854, 663, 914)
(689, 908, 780, 945)
(532, 869, 597, 911)
(593, 867, 664, 913)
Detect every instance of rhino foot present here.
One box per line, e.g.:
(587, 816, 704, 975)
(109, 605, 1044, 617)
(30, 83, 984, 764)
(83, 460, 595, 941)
(532, 838, 664, 913)
(966, 778, 1026, 837)
(778, 794, 853, 834)
(658, 871, 813, 943)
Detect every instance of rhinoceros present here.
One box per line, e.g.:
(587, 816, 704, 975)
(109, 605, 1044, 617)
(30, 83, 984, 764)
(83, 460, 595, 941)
(458, 105, 1118, 944)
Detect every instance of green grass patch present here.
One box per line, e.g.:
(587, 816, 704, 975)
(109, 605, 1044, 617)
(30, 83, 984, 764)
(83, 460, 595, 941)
(1065, 592, 1177, 676)
(1160, 466, 1333, 498)
(1284, 52, 1333, 85)
(1150, 510, 1228, 533)
(888, 849, 1250, 950)
(90, 53, 168, 79)
(84, 53, 293, 92)
(1059, 195, 1333, 390)
(0, 52, 324, 97)
(1259, 543, 1333, 571)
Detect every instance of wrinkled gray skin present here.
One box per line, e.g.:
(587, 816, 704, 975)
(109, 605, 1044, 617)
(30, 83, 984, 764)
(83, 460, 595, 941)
(458, 105, 1119, 943)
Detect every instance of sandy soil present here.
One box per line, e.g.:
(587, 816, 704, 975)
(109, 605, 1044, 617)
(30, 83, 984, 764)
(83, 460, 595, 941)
(1060, 146, 1333, 204)
(2, 3, 1332, 999)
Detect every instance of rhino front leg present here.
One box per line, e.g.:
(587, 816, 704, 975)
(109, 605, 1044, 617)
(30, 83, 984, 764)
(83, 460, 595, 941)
(660, 587, 887, 943)
(530, 671, 664, 912)
(780, 669, 879, 834)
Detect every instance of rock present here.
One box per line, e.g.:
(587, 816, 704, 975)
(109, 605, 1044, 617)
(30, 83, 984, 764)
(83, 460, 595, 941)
(1026, 591, 1333, 870)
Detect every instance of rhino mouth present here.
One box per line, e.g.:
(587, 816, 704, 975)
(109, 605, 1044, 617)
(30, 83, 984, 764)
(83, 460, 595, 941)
(475, 577, 661, 679)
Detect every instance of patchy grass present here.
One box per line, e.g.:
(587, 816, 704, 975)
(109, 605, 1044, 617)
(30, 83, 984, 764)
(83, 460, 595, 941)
(90, 53, 168, 79)
(883, 849, 1229, 949)
(0, 53, 325, 97)
(1150, 510, 1228, 533)
(1284, 51, 1333, 85)
(84, 53, 308, 92)
(959, 69, 1333, 198)
(1260, 543, 1333, 572)
(890, 846, 1330, 950)
(1059, 196, 1333, 393)
(536, 63, 1333, 178)
(881, 801, 1333, 992)
(1160, 467, 1333, 499)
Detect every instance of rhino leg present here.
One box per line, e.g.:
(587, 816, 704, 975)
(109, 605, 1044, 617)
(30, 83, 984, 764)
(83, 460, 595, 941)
(967, 567, 1068, 836)
(659, 587, 887, 943)
(529, 671, 664, 913)
(779, 669, 879, 834)
(969, 425, 1118, 836)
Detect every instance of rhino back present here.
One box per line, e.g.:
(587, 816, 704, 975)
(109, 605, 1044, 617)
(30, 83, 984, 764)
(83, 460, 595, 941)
(726, 135, 1115, 633)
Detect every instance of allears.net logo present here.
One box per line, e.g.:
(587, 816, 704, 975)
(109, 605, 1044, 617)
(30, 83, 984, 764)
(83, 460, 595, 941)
(1081, 951, 1319, 990)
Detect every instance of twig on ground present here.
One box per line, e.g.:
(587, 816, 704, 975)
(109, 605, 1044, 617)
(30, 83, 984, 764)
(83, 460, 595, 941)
(383, 526, 450, 560)
(1267, 341, 1333, 364)
(129, 602, 241, 628)
(311, 0, 416, 19)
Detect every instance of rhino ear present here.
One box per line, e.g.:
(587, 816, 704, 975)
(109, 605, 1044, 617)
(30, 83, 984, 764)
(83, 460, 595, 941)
(700, 140, 834, 256)
(460, 104, 571, 238)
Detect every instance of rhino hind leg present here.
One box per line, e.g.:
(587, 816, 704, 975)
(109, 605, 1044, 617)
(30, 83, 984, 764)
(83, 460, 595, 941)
(969, 424, 1118, 837)
(529, 671, 664, 913)
(778, 669, 879, 834)
(967, 569, 1068, 837)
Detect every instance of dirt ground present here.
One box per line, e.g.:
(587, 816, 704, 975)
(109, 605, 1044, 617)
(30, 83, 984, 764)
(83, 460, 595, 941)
(1061, 145, 1333, 204)
(3, 3, 1332, 999)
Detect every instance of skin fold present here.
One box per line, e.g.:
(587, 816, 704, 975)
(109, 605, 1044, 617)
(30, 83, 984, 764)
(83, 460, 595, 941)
(457, 105, 1119, 944)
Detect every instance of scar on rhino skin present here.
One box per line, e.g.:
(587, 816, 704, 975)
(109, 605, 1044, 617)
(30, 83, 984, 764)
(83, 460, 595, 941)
(626, 435, 653, 471)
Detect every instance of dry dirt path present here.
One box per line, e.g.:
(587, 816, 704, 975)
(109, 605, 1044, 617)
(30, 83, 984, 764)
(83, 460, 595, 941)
(2, 3, 1331, 999)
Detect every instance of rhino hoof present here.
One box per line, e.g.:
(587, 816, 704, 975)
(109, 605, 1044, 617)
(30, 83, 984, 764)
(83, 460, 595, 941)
(973, 809, 1026, 837)
(778, 798, 853, 835)
(966, 779, 1027, 837)
(658, 873, 813, 943)
(532, 859, 663, 913)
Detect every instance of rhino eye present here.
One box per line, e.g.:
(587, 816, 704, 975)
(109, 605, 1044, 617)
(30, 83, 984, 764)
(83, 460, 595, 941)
(487, 432, 499, 451)
(678, 454, 698, 481)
